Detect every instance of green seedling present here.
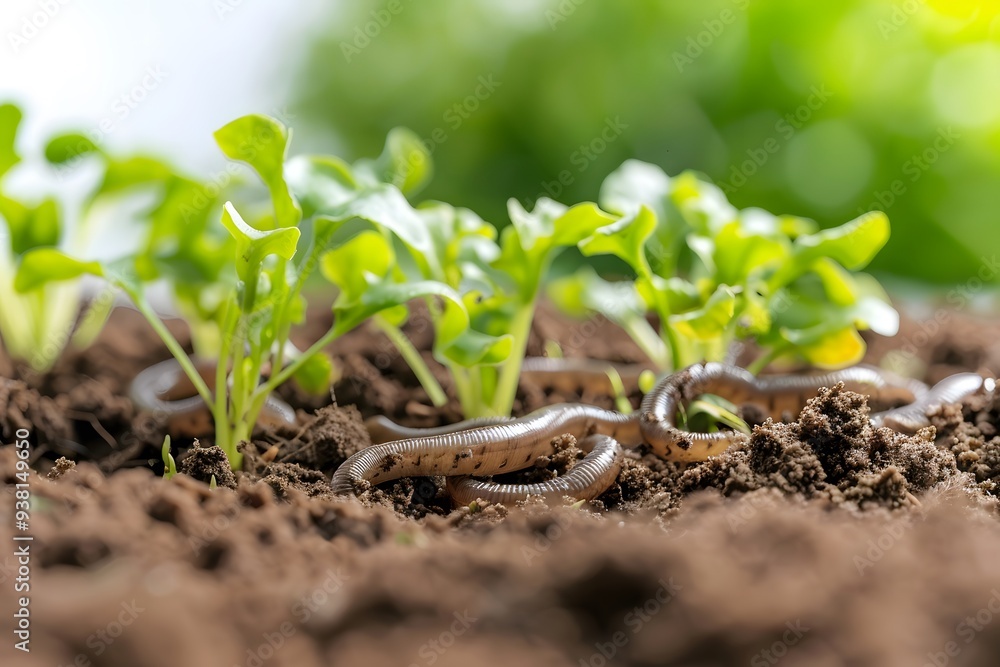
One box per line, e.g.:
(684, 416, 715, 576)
(161, 435, 177, 480)
(16, 115, 471, 468)
(552, 161, 898, 374)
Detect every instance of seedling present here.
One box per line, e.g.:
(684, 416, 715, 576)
(553, 161, 899, 374)
(16, 115, 471, 468)
(0, 103, 123, 374)
(161, 435, 178, 480)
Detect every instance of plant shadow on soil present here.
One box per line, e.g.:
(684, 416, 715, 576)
(4, 304, 1000, 666)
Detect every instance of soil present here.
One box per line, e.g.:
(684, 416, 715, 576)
(3, 303, 1000, 666)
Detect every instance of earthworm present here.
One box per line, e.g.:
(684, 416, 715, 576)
(334, 362, 990, 504)
(446, 434, 624, 506)
(130, 357, 296, 437)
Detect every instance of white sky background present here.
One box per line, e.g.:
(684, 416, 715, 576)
(0, 0, 334, 302)
(0, 0, 332, 176)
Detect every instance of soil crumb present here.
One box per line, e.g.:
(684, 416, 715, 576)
(681, 383, 963, 510)
(177, 440, 238, 489)
(275, 404, 370, 474)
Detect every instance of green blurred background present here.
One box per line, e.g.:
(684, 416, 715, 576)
(292, 0, 1000, 285)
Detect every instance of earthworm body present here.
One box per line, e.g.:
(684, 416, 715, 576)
(129, 357, 991, 506)
(333, 362, 990, 504)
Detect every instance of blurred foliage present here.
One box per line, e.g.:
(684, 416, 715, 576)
(294, 0, 1000, 284)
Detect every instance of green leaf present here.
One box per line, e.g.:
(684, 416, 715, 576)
(214, 114, 301, 228)
(669, 285, 737, 341)
(795, 211, 889, 270)
(14, 248, 103, 292)
(320, 229, 394, 300)
(292, 352, 335, 395)
(795, 327, 866, 368)
(438, 328, 513, 367)
(44, 133, 101, 165)
(356, 127, 432, 197)
(599, 159, 671, 219)
(578, 205, 657, 275)
(286, 154, 359, 218)
(0, 103, 22, 180)
(333, 278, 467, 337)
(712, 221, 787, 286)
(95, 156, 174, 197)
(0, 196, 62, 256)
(221, 202, 300, 284)
(770, 211, 890, 290)
(497, 199, 615, 301)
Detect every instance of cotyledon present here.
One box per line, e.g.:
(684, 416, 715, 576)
(334, 362, 992, 505)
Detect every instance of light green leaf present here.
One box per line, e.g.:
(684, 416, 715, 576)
(292, 352, 335, 395)
(356, 127, 432, 197)
(599, 159, 671, 219)
(579, 205, 657, 275)
(319, 229, 394, 300)
(14, 248, 103, 292)
(286, 154, 359, 218)
(713, 220, 788, 286)
(214, 114, 301, 228)
(439, 329, 513, 367)
(44, 133, 101, 165)
(669, 285, 737, 341)
(0, 103, 22, 180)
(221, 202, 300, 284)
(333, 279, 467, 336)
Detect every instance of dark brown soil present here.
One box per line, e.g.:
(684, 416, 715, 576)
(3, 303, 1000, 666)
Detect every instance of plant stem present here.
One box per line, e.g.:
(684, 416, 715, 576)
(490, 305, 534, 416)
(126, 287, 214, 407)
(373, 315, 448, 407)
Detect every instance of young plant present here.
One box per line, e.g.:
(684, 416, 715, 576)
(16, 114, 469, 468)
(552, 161, 899, 374)
(389, 195, 616, 417)
(0, 103, 121, 374)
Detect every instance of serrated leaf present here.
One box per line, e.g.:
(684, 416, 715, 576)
(214, 114, 301, 228)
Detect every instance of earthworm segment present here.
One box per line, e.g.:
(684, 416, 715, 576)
(334, 361, 991, 506)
